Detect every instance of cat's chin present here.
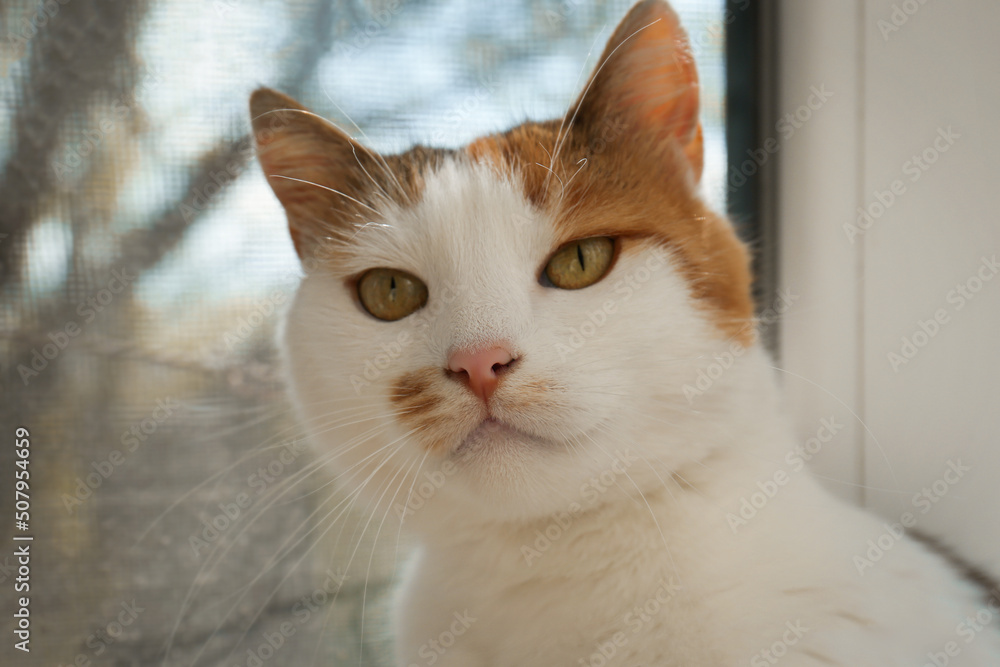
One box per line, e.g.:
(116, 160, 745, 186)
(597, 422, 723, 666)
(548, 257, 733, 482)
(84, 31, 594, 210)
(452, 417, 550, 458)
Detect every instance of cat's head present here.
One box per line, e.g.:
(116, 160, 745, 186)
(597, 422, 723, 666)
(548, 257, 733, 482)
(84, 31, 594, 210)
(250, 0, 755, 526)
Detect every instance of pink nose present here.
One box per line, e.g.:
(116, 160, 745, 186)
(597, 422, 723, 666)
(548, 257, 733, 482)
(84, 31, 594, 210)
(447, 346, 515, 403)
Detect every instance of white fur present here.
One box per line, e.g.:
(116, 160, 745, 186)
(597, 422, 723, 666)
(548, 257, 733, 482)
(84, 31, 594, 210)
(282, 158, 1000, 666)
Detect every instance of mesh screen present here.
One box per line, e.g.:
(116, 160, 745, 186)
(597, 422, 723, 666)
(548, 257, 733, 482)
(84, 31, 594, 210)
(0, 1, 728, 664)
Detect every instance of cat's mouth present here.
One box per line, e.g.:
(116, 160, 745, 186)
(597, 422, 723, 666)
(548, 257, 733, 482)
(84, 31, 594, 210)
(454, 416, 549, 455)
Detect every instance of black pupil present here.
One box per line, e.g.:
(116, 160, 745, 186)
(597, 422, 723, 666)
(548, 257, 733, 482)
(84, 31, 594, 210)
(577, 244, 585, 270)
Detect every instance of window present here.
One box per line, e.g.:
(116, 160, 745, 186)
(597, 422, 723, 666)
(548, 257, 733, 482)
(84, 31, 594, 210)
(1, 1, 745, 663)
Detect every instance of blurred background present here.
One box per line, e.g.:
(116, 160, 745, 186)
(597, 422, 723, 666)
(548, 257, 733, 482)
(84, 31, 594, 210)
(0, 1, 733, 665)
(4, 0, 1000, 665)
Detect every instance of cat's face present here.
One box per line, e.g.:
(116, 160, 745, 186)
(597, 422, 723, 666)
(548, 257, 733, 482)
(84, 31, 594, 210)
(251, 0, 754, 525)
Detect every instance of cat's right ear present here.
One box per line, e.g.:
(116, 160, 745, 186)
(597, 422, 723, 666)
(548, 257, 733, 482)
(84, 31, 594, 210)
(250, 88, 380, 258)
(567, 0, 703, 181)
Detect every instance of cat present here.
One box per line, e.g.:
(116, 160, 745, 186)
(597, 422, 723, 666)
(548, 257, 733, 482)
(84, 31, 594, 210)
(248, 0, 1000, 664)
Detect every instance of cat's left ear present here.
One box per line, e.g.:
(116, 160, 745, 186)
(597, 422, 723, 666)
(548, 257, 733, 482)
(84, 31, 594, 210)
(568, 0, 703, 180)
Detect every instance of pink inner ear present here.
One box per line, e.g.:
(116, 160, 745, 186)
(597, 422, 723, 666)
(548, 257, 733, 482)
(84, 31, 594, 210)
(684, 123, 704, 183)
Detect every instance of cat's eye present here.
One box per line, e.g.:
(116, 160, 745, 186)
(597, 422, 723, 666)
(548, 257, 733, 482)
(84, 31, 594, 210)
(544, 237, 615, 290)
(357, 268, 428, 321)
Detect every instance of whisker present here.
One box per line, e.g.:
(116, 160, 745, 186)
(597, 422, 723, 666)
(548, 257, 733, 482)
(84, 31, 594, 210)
(317, 86, 408, 197)
(549, 18, 662, 189)
(190, 433, 412, 667)
(268, 175, 380, 214)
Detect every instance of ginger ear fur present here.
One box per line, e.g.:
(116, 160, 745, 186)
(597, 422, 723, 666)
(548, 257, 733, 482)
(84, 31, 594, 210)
(250, 87, 383, 257)
(567, 0, 703, 180)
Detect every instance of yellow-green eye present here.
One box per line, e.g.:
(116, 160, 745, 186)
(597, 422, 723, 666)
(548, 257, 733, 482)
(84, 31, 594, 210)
(357, 268, 428, 321)
(544, 237, 615, 289)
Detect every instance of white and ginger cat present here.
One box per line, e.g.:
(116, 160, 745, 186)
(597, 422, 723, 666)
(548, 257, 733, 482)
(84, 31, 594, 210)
(249, 1, 1000, 664)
